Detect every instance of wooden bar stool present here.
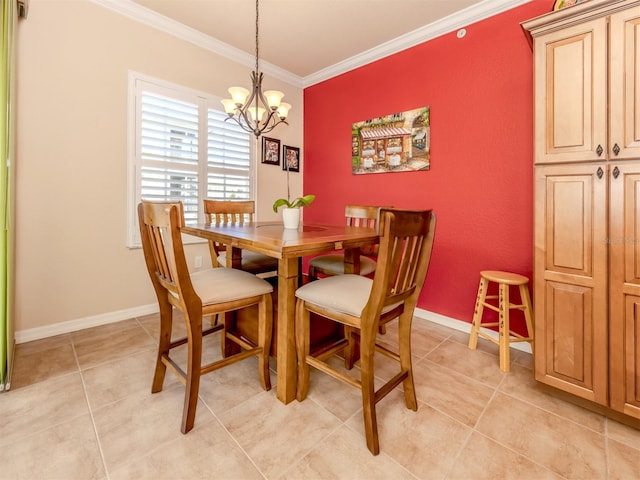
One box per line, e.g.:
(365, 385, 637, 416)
(468, 270, 534, 372)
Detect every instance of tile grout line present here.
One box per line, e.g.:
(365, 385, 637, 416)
(468, 374, 569, 479)
(70, 341, 111, 480)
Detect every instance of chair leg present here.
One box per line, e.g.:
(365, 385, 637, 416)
(308, 265, 318, 281)
(398, 312, 417, 411)
(468, 277, 488, 350)
(498, 283, 511, 372)
(295, 300, 311, 401)
(222, 312, 241, 358)
(152, 300, 173, 393)
(359, 338, 380, 455)
(520, 284, 535, 341)
(258, 293, 273, 391)
(344, 326, 356, 370)
(181, 313, 203, 434)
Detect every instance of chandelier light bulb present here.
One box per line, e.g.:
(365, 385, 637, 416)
(248, 106, 266, 122)
(277, 102, 291, 119)
(228, 86, 250, 106)
(264, 90, 284, 109)
(221, 99, 237, 115)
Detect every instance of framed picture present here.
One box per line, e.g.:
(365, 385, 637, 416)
(261, 137, 280, 166)
(283, 145, 300, 172)
(352, 106, 430, 175)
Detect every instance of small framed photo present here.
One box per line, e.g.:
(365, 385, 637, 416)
(261, 137, 280, 166)
(283, 145, 300, 172)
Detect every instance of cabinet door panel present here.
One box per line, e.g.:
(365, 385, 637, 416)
(534, 164, 608, 405)
(609, 162, 640, 419)
(610, 6, 640, 160)
(545, 282, 591, 384)
(533, 20, 607, 164)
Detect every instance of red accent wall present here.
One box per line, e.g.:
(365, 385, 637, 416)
(303, 1, 551, 330)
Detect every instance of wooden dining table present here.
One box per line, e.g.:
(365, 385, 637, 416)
(181, 221, 379, 404)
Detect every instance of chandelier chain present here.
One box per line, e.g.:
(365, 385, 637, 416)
(255, 0, 259, 75)
(221, 0, 289, 138)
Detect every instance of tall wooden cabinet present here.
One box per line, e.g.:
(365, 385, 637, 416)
(523, 0, 640, 422)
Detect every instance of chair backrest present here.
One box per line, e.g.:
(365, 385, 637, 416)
(203, 200, 256, 260)
(203, 200, 256, 225)
(138, 200, 196, 305)
(361, 208, 436, 331)
(344, 204, 389, 257)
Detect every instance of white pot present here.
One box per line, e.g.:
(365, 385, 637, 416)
(282, 207, 300, 229)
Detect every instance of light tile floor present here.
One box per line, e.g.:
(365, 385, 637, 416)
(1, 313, 639, 480)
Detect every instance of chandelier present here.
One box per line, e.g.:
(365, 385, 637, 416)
(221, 0, 291, 138)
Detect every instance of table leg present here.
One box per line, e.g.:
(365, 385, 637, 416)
(227, 246, 242, 268)
(343, 247, 361, 274)
(276, 256, 299, 404)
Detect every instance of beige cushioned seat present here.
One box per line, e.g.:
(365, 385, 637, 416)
(308, 254, 377, 277)
(295, 274, 400, 317)
(217, 250, 278, 272)
(189, 268, 273, 304)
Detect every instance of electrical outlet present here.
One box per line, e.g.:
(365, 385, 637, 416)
(195, 256, 202, 268)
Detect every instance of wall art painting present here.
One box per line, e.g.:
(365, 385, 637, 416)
(283, 145, 300, 172)
(352, 107, 430, 175)
(262, 136, 280, 166)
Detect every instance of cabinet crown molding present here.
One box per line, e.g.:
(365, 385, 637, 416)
(522, 0, 640, 38)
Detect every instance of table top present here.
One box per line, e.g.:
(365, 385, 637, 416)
(182, 221, 379, 259)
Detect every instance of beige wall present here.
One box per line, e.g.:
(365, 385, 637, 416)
(14, 0, 303, 337)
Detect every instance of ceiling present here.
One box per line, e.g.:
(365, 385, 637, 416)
(97, 0, 532, 86)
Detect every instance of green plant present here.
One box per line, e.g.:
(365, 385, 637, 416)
(272, 194, 315, 212)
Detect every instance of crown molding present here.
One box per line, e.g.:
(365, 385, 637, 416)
(90, 0, 532, 89)
(89, 0, 303, 87)
(303, 0, 532, 87)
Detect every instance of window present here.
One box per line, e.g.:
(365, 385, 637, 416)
(127, 73, 254, 247)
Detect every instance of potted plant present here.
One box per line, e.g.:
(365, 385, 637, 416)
(272, 194, 315, 229)
(272, 145, 314, 229)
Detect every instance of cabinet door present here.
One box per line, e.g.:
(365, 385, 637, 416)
(534, 164, 608, 405)
(610, 6, 640, 161)
(609, 162, 640, 419)
(533, 19, 607, 164)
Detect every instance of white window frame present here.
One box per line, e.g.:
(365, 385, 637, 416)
(126, 72, 256, 248)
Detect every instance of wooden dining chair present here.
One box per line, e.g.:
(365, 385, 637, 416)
(295, 208, 436, 455)
(138, 200, 274, 434)
(203, 199, 278, 276)
(307, 204, 385, 280)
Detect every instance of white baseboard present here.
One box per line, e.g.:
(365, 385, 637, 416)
(15, 304, 159, 344)
(14, 304, 532, 355)
(413, 307, 532, 355)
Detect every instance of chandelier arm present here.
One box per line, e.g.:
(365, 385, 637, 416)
(258, 117, 289, 135)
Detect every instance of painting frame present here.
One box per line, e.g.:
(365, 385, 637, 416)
(261, 136, 280, 166)
(351, 106, 430, 175)
(283, 145, 300, 173)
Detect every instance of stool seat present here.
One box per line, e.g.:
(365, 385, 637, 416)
(468, 270, 534, 372)
(479, 270, 529, 286)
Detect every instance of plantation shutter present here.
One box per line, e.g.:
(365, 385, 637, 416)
(128, 75, 253, 247)
(139, 91, 200, 225)
(207, 109, 251, 201)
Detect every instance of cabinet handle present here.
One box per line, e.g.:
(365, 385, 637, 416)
(613, 143, 620, 156)
(613, 166, 620, 179)
(597, 167, 604, 179)
(596, 145, 603, 156)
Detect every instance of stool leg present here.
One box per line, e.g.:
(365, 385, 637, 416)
(498, 282, 510, 372)
(520, 284, 535, 343)
(468, 277, 488, 350)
